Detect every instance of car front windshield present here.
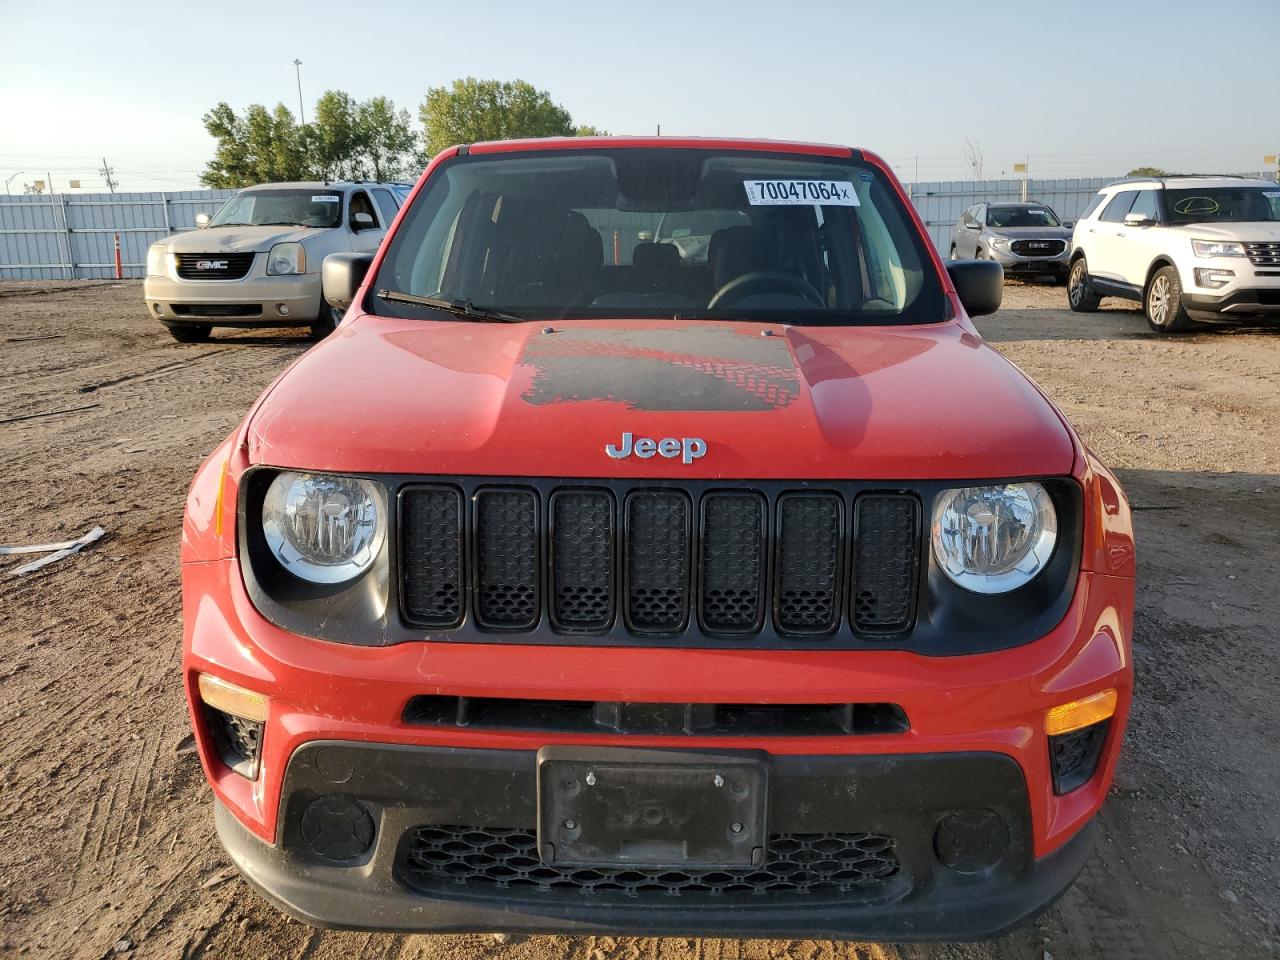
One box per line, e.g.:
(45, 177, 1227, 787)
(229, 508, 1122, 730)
(209, 189, 343, 228)
(1164, 187, 1280, 225)
(370, 148, 945, 325)
(987, 206, 1060, 228)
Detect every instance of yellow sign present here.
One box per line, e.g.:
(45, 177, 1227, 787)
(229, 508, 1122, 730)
(69, 179, 81, 189)
(1013, 163, 1027, 173)
(32, 180, 45, 193)
(1266, 155, 1277, 166)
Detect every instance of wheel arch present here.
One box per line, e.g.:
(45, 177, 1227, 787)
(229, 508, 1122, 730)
(1143, 256, 1178, 294)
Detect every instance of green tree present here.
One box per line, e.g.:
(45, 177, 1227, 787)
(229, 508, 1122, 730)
(1126, 166, 1177, 177)
(200, 101, 314, 187)
(420, 78, 598, 158)
(356, 96, 416, 181)
(313, 90, 362, 181)
(574, 124, 610, 137)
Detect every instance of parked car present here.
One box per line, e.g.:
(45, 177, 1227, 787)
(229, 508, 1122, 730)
(144, 181, 410, 342)
(950, 202, 1074, 282)
(180, 137, 1134, 940)
(1068, 176, 1280, 332)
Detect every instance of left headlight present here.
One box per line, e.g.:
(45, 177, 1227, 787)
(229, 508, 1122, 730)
(932, 482, 1057, 594)
(988, 236, 1011, 249)
(146, 243, 167, 276)
(266, 241, 306, 276)
(1191, 239, 1245, 258)
(261, 471, 385, 583)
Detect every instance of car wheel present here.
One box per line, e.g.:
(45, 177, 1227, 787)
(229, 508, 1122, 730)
(1145, 266, 1193, 334)
(310, 303, 344, 340)
(974, 246, 984, 260)
(165, 323, 211, 343)
(1067, 258, 1101, 312)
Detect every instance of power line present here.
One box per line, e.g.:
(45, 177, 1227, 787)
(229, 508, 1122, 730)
(98, 157, 118, 193)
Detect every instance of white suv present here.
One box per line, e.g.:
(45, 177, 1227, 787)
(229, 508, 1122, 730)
(1066, 177, 1280, 333)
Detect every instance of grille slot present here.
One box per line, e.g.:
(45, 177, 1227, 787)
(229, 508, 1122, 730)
(774, 493, 843, 634)
(549, 490, 614, 632)
(851, 494, 920, 634)
(400, 486, 464, 627)
(474, 489, 539, 629)
(699, 493, 766, 633)
(624, 491, 691, 634)
(174, 252, 255, 280)
(401, 825, 902, 901)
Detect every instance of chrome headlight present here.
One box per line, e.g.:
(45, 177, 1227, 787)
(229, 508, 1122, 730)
(932, 482, 1057, 594)
(146, 243, 168, 276)
(261, 472, 385, 583)
(1191, 239, 1245, 258)
(266, 241, 306, 276)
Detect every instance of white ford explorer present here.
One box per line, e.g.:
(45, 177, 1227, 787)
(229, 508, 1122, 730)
(1066, 176, 1280, 333)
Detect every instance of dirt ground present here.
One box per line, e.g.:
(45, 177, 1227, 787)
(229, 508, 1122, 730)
(1, 281, 1277, 960)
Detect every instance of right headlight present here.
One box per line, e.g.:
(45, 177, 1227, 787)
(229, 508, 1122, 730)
(146, 243, 168, 277)
(1191, 239, 1245, 258)
(261, 471, 385, 583)
(266, 241, 306, 276)
(932, 482, 1057, 594)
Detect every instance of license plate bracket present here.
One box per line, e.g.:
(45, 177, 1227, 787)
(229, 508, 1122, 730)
(536, 746, 767, 870)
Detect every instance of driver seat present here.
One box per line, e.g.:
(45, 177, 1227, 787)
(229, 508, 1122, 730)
(708, 226, 781, 292)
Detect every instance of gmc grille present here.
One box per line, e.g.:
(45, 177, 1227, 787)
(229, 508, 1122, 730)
(1244, 241, 1280, 267)
(174, 252, 255, 280)
(1009, 239, 1066, 258)
(399, 482, 921, 641)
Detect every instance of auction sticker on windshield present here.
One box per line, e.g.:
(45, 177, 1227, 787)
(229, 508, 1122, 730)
(744, 180, 860, 206)
(312, 195, 340, 202)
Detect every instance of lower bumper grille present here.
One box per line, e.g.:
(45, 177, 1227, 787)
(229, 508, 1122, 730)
(400, 825, 901, 900)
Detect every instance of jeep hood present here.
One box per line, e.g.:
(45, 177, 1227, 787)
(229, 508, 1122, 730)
(166, 225, 318, 253)
(245, 316, 1076, 480)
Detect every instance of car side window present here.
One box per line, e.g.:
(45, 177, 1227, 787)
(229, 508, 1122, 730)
(1080, 192, 1108, 220)
(372, 189, 399, 226)
(1128, 190, 1159, 221)
(976, 204, 987, 226)
(1099, 191, 1138, 223)
(349, 191, 379, 230)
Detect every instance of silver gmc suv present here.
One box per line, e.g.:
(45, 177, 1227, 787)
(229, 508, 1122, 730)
(144, 181, 410, 341)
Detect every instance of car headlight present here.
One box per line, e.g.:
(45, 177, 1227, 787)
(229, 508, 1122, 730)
(1191, 239, 1245, 258)
(932, 482, 1057, 594)
(988, 236, 1010, 249)
(261, 472, 385, 583)
(266, 241, 306, 276)
(146, 243, 168, 277)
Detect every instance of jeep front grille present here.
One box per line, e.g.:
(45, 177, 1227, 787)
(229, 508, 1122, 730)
(399, 482, 921, 642)
(1244, 241, 1280, 267)
(174, 252, 255, 280)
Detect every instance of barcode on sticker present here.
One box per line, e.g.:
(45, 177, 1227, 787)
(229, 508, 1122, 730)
(744, 180, 859, 206)
(312, 195, 340, 202)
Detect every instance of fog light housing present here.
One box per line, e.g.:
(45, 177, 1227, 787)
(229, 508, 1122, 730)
(1049, 720, 1111, 794)
(197, 674, 266, 779)
(277, 303, 290, 316)
(933, 809, 1009, 873)
(1194, 268, 1235, 289)
(300, 796, 376, 862)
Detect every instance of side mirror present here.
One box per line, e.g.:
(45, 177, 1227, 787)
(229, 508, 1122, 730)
(1062, 220, 1075, 229)
(1123, 212, 1155, 227)
(322, 252, 374, 310)
(195, 213, 211, 228)
(946, 259, 1003, 318)
(965, 219, 982, 230)
(352, 211, 376, 232)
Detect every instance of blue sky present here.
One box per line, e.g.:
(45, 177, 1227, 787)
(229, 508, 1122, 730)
(2, 0, 1276, 192)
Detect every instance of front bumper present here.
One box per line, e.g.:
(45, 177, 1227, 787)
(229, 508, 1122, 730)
(215, 743, 1097, 939)
(1184, 286, 1280, 320)
(143, 272, 322, 326)
(987, 247, 1069, 275)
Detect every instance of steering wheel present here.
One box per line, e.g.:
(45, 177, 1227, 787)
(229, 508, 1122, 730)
(707, 271, 824, 310)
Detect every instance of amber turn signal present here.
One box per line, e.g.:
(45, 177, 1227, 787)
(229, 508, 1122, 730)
(197, 673, 268, 722)
(1045, 688, 1117, 736)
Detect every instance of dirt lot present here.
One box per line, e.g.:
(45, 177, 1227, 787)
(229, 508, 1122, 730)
(1, 281, 1277, 960)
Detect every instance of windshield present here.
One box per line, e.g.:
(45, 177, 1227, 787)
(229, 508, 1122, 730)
(1164, 186, 1280, 225)
(987, 205, 1060, 228)
(370, 148, 944, 325)
(209, 189, 343, 228)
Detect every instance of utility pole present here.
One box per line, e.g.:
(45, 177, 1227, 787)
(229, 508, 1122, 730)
(293, 59, 306, 124)
(656, 123, 661, 136)
(99, 157, 117, 193)
(4, 171, 23, 195)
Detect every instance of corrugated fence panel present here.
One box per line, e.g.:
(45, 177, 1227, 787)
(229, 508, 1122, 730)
(0, 189, 234, 279)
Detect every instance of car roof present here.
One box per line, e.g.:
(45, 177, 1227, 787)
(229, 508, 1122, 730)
(239, 181, 407, 191)
(1102, 176, 1275, 191)
(464, 135, 862, 160)
(988, 202, 1053, 208)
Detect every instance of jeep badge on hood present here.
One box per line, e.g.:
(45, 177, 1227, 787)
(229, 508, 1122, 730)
(605, 432, 707, 464)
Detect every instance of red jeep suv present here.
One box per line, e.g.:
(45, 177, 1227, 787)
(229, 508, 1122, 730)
(181, 137, 1135, 940)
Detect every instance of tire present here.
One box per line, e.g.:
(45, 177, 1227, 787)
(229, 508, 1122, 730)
(1067, 257, 1101, 312)
(974, 246, 985, 259)
(1144, 265, 1193, 334)
(165, 323, 211, 343)
(310, 303, 344, 340)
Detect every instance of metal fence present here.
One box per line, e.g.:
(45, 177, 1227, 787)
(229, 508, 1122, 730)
(1, 173, 1271, 280)
(0, 190, 234, 280)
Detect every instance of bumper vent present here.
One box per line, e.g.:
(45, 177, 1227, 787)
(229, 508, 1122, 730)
(1050, 719, 1110, 794)
(401, 825, 901, 900)
(204, 706, 262, 779)
(398, 482, 922, 642)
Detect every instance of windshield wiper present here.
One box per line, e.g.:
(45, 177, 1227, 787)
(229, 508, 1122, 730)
(376, 290, 524, 323)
